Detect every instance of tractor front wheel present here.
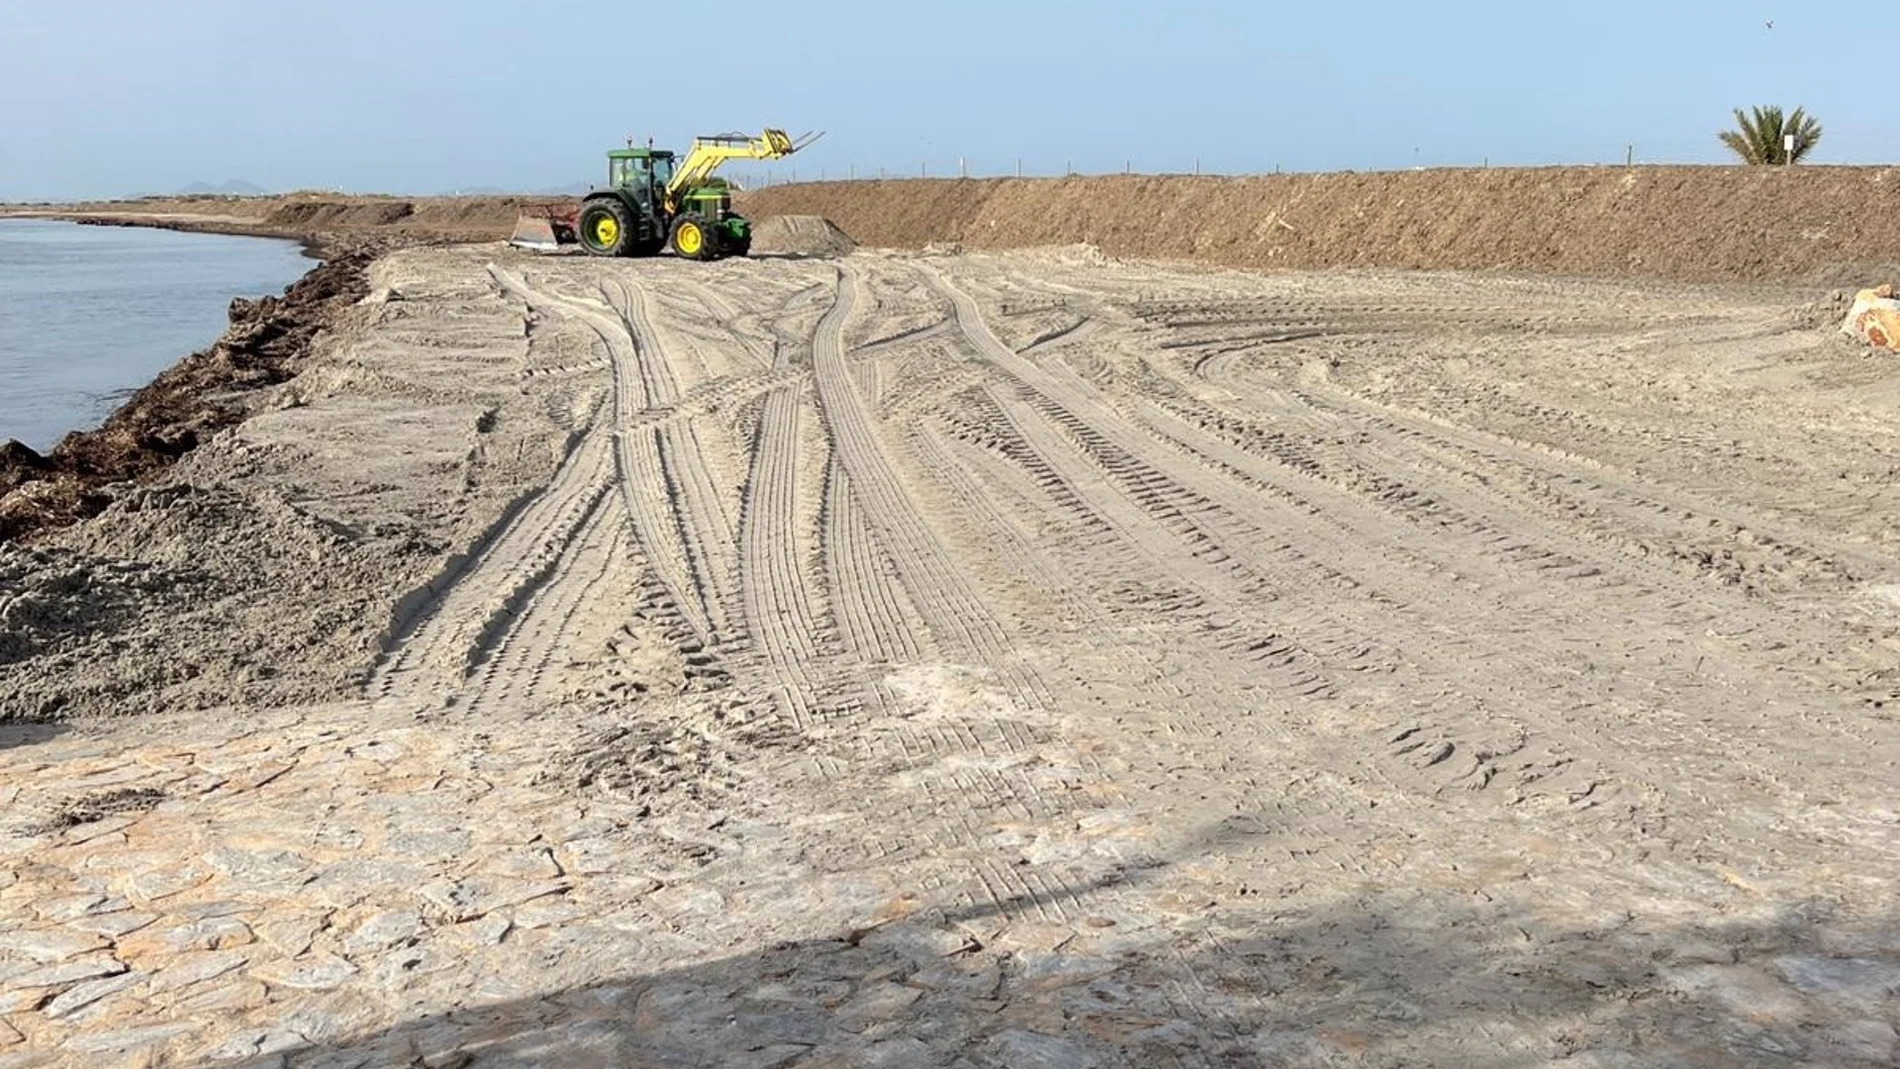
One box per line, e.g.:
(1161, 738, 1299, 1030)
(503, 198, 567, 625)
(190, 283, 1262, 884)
(577, 199, 634, 257)
(669, 216, 716, 261)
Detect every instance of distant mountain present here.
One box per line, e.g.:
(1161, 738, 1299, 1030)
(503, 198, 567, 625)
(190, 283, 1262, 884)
(174, 179, 268, 196)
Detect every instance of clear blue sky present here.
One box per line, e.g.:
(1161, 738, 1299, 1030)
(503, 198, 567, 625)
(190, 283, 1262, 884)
(2, 1, 1884, 199)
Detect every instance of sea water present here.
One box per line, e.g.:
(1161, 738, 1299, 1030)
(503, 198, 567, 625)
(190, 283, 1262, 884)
(0, 219, 312, 451)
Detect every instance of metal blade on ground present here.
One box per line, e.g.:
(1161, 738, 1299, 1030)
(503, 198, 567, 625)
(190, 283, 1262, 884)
(508, 215, 560, 251)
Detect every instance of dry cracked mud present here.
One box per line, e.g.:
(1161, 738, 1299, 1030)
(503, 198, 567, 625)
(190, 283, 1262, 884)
(3, 242, 1899, 1068)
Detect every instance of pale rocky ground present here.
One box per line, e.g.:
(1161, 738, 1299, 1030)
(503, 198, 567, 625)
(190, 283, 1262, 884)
(4, 242, 1900, 1067)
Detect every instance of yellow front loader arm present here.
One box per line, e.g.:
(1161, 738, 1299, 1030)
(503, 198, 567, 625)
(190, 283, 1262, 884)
(664, 128, 811, 213)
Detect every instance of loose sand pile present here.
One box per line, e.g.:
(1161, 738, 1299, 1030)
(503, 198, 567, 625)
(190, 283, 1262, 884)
(0, 546, 191, 681)
(747, 214, 858, 257)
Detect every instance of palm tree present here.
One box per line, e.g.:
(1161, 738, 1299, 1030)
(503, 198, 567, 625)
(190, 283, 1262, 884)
(1719, 106, 1823, 165)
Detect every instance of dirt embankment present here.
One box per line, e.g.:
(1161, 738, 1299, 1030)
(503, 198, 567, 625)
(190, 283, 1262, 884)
(21, 165, 1900, 284)
(740, 166, 1900, 284)
(4, 193, 560, 252)
(0, 250, 374, 543)
(257, 195, 558, 242)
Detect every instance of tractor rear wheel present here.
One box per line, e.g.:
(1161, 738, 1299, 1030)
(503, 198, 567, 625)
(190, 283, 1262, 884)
(577, 199, 633, 257)
(669, 215, 716, 261)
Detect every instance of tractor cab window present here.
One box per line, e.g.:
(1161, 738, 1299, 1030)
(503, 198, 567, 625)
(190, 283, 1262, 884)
(611, 157, 656, 188)
(651, 156, 676, 188)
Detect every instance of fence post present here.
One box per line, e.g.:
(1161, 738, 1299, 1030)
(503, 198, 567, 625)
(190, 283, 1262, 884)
(1016, 158, 1022, 177)
(959, 156, 967, 178)
(1194, 157, 1200, 175)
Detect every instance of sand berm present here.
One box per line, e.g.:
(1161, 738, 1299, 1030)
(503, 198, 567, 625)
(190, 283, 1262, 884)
(16, 164, 1900, 281)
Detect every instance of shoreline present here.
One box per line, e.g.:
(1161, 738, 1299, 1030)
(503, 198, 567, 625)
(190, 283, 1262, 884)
(3, 208, 366, 263)
(0, 191, 561, 257)
(0, 221, 380, 543)
(2, 205, 326, 253)
(71, 214, 333, 259)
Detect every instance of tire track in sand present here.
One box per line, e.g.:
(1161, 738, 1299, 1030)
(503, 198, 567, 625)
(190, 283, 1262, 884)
(806, 262, 1087, 866)
(951, 266, 1899, 827)
(735, 333, 825, 728)
(368, 435, 616, 702)
(596, 278, 744, 647)
(920, 265, 1639, 812)
(374, 264, 746, 709)
(487, 270, 740, 647)
(1175, 340, 1898, 749)
(468, 490, 635, 713)
(820, 461, 929, 665)
(811, 264, 1019, 676)
(367, 266, 630, 703)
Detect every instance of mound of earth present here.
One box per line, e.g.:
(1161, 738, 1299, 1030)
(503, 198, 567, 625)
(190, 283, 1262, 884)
(747, 214, 858, 258)
(31, 194, 568, 249)
(28, 165, 1900, 283)
(739, 167, 1900, 284)
(266, 199, 416, 228)
(262, 196, 564, 242)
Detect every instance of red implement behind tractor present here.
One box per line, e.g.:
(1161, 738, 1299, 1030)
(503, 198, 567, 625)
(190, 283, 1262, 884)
(506, 203, 579, 251)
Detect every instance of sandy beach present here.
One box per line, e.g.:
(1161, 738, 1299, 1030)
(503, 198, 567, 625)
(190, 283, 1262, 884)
(2, 196, 1899, 1066)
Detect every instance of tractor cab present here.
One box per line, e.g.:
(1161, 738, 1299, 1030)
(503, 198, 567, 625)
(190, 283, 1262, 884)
(605, 148, 676, 207)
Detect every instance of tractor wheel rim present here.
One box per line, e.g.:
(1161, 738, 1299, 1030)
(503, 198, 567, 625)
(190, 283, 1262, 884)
(679, 225, 702, 254)
(595, 217, 619, 245)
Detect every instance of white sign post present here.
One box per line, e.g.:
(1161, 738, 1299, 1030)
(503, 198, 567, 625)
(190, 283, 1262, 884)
(1785, 133, 1797, 165)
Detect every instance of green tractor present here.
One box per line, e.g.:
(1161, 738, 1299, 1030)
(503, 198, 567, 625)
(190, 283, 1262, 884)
(564, 129, 804, 261)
